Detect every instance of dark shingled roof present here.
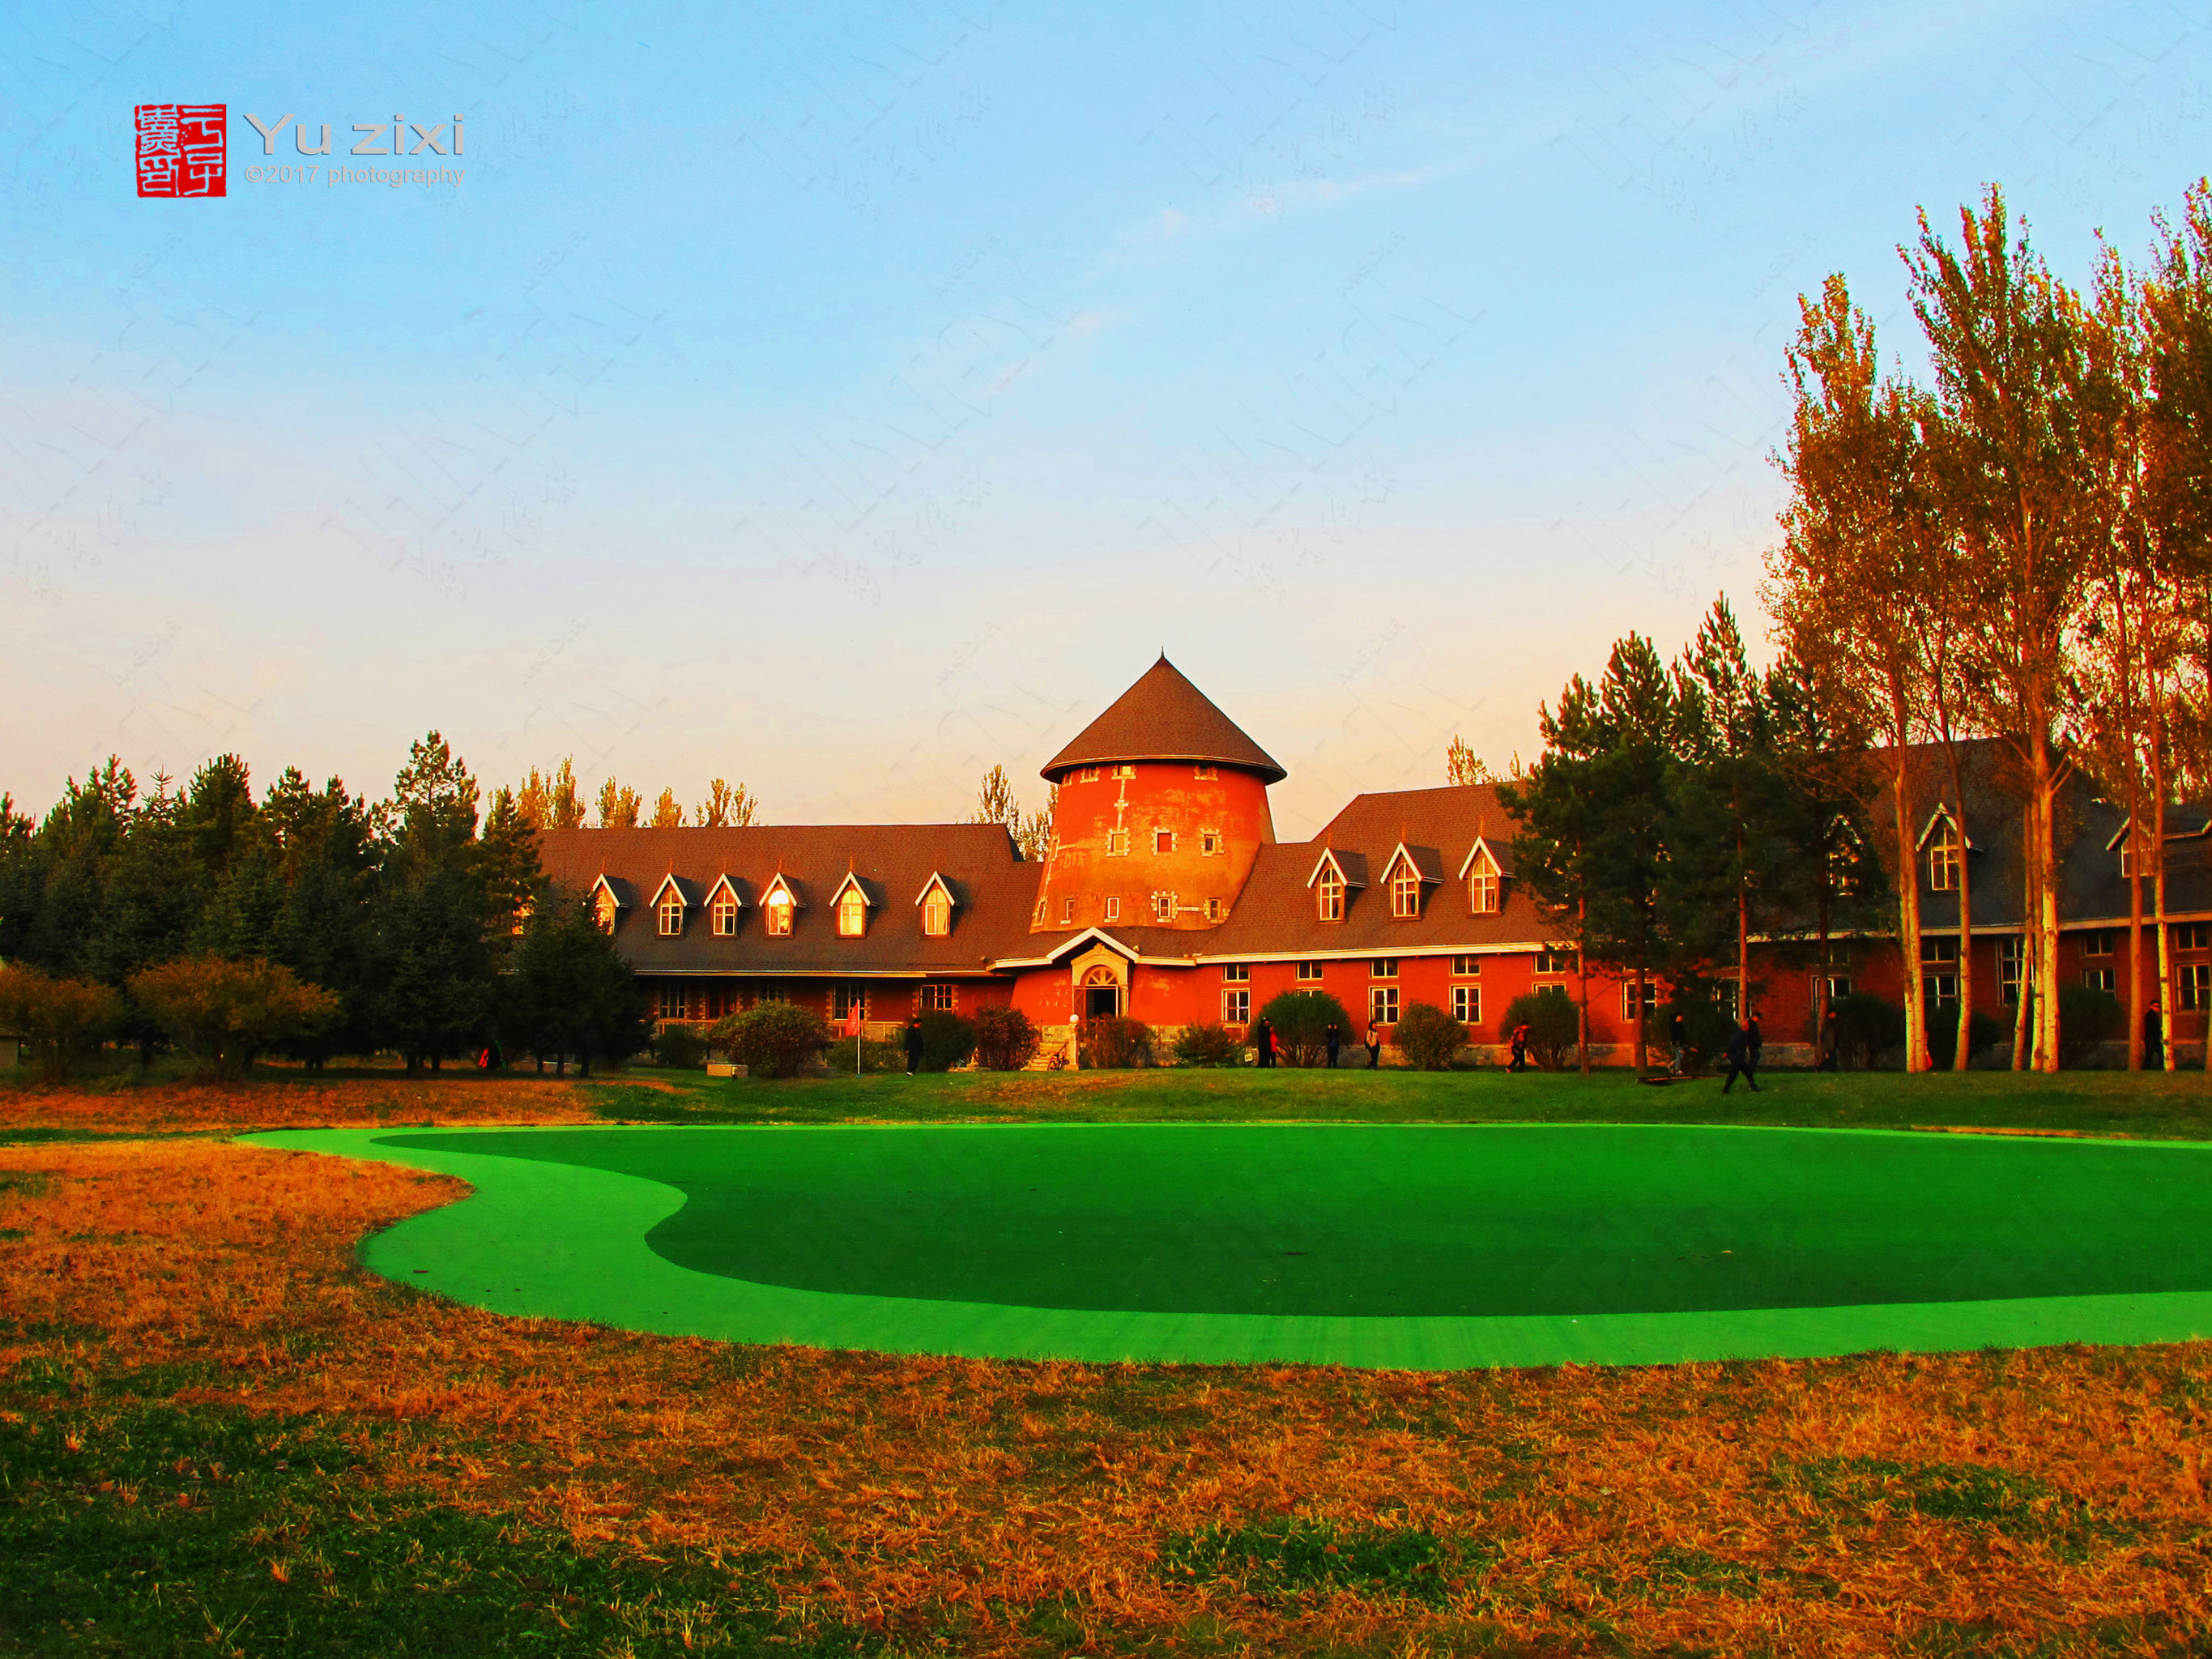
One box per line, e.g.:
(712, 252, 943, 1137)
(1041, 656, 1286, 783)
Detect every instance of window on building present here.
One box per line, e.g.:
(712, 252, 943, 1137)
(1106, 829, 1130, 855)
(1296, 961, 1323, 981)
(1622, 979, 1660, 1020)
(1813, 974, 1852, 1009)
(1222, 962, 1250, 981)
(2120, 834, 2142, 878)
(1371, 957, 1398, 979)
(765, 897, 793, 936)
(1534, 949, 1572, 975)
(1153, 891, 1175, 923)
(1103, 897, 1121, 922)
(1451, 983, 1481, 1025)
(1200, 829, 1221, 855)
(1154, 828, 1175, 855)
(1317, 868, 1345, 921)
(594, 891, 619, 933)
(837, 890, 866, 937)
(1925, 973, 1960, 1007)
(1715, 979, 1740, 1021)
(1468, 851, 1500, 915)
(1369, 986, 1400, 1025)
(1920, 935, 1959, 964)
(1195, 764, 1218, 780)
(658, 895, 684, 936)
(1061, 897, 1076, 924)
(923, 891, 952, 936)
(1222, 988, 1251, 1024)
(1079, 766, 1100, 782)
(2082, 929, 2115, 957)
(919, 983, 956, 1013)
(832, 984, 870, 1021)
(1204, 897, 1224, 922)
(1822, 938, 1852, 966)
(1391, 868, 1421, 919)
(1927, 818, 1961, 892)
(1113, 764, 1136, 779)
(1451, 954, 1481, 976)
(657, 984, 686, 1020)
(1998, 937, 2026, 1004)
(2182, 962, 2210, 1010)
(2178, 923, 2211, 952)
(711, 899, 739, 936)
(755, 983, 788, 1005)
(1032, 898, 1047, 926)
(2082, 966, 2116, 992)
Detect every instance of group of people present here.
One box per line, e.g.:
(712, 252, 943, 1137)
(1248, 1018, 1386, 1068)
(1668, 1009, 1765, 1092)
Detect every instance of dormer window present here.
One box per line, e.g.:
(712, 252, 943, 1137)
(1927, 819, 1960, 892)
(1318, 868, 1345, 922)
(766, 896, 793, 936)
(1391, 867, 1421, 919)
(712, 899, 738, 936)
(837, 889, 866, 936)
(923, 890, 952, 936)
(1468, 849, 1500, 915)
(594, 890, 619, 933)
(658, 894, 684, 936)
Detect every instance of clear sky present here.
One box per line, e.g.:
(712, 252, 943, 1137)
(2, 0, 2206, 836)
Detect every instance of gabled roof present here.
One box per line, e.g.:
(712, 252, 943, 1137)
(1307, 847, 1370, 889)
(589, 874, 635, 908)
(1381, 842, 1445, 885)
(914, 871, 961, 907)
(1458, 834, 1513, 879)
(760, 872, 805, 907)
(1916, 804, 1978, 851)
(829, 871, 879, 908)
(648, 873, 703, 908)
(2104, 809, 2212, 851)
(703, 874, 747, 907)
(1041, 656, 1285, 783)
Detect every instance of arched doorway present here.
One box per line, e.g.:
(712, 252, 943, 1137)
(1081, 964, 1123, 1020)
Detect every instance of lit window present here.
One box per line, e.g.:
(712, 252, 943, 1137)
(1222, 988, 1251, 1023)
(1927, 819, 1960, 892)
(1103, 897, 1121, 922)
(1200, 829, 1221, 855)
(2082, 929, 2115, 957)
(1391, 868, 1421, 919)
(766, 897, 793, 936)
(920, 983, 956, 1013)
(923, 891, 952, 936)
(1468, 851, 1500, 914)
(712, 899, 738, 936)
(1195, 764, 1217, 780)
(1106, 829, 1130, 855)
(1154, 828, 1175, 855)
(1221, 962, 1250, 981)
(1317, 869, 1345, 922)
(1451, 954, 1481, 976)
(837, 890, 866, 937)
(1534, 949, 1572, 975)
(658, 984, 686, 1019)
(657, 895, 684, 936)
(1296, 961, 1322, 981)
(1113, 764, 1136, 779)
(1369, 987, 1399, 1024)
(595, 891, 619, 933)
(1451, 984, 1480, 1025)
(1061, 897, 1076, 924)
(1153, 891, 1174, 922)
(1080, 766, 1100, 783)
(1204, 897, 1224, 922)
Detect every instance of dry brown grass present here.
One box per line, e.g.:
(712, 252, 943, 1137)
(5, 1137, 2210, 1655)
(0, 1073, 607, 1135)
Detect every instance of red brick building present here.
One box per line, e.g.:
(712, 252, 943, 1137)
(541, 658, 2212, 1066)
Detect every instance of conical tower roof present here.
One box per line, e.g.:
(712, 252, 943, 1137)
(1041, 657, 1285, 784)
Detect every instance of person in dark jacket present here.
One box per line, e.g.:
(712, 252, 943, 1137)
(1721, 1020, 1760, 1094)
(1508, 1023, 1529, 1073)
(1667, 1010, 1689, 1076)
(903, 1016, 924, 1075)
(1365, 1017, 1383, 1069)
(1324, 1021, 1342, 1068)
(2146, 1002, 2165, 1071)
(1254, 1017, 1275, 1068)
(1746, 1011, 1763, 1065)
(1817, 1006, 1841, 1072)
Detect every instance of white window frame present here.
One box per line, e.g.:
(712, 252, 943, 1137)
(658, 896, 684, 936)
(1812, 973, 1852, 1009)
(1317, 871, 1345, 922)
(1296, 961, 1323, 981)
(595, 892, 619, 933)
(1200, 829, 1221, 855)
(923, 892, 952, 936)
(1451, 954, 1481, 976)
(2082, 929, 2115, 958)
(1103, 897, 1121, 922)
(1451, 983, 1480, 1025)
(2081, 966, 2116, 993)
(832, 984, 871, 1021)
(1469, 861, 1499, 914)
(1534, 949, 1572, 975)
(1621, 980, 1660, 1020)
(1113, 764, 1136, 779)
(1153, 828, 1176, 855)
(919, 983, 957, 1013)
(1106, 829, 1130, 855)
(1391, 869, 1421, 919)
(1204, 897, 1223, 921)
(1061, 896, 1076, 924)
(1221, 962, 1249, 981)
(1152, 890, 1174, 922)
(1369, 986, 1400, 1025)
(1371, 957, 1398, 979)
(1222, 987, 1251, 1023)
(765, 898, 794, 936)
(1927, 820, 1961, 892)
(1194, 764, 1217, 780)
(2182, 961, 2210, 1011)
(2177, 923, 2211, 952)
(711, 900, 739, 936)
(837, 891, 866, 937)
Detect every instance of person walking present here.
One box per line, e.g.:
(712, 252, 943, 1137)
(2146, 1001, 2165, 1071)
(1254, 1017, 1275, 1068)
(1721, 1019, 1761, 1094)
(1667, 1009, 1689, 1077)
(1507, 1022, 1529, 1073)
(1324, 1021, 1341, 1068)
(1817, 1005, 1841, 1072)
(1365, 1016, 1383, 1069)
(903, 1015, 924, 1076)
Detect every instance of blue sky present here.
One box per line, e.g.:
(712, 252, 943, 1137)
(2, 0, 2206, 835)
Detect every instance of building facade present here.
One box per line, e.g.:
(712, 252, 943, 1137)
(541, 658, 2212, 1065)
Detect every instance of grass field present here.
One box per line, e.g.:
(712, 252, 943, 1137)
(6, 1064, 2212, 1655)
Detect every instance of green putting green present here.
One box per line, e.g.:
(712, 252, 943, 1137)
(247, 1123, 2212, 1369)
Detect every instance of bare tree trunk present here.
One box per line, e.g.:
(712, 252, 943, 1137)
(1633, 962, 1648, 1073)
(2126, 759, 2146, 1071)
(2032, 751, 2064, 1073)
(1946, 765, 1975, 1073)
(1893, 744, 1931, 1073)
(1576, 886, 1591, 1077)
(2152, 701, 2177, 1073)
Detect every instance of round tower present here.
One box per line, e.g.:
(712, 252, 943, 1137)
(1031, 657, 1282, 934)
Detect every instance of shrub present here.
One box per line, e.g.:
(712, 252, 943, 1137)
(653, 1024, 710, 1069)
(128, 957, 339, 1078)
(709, 1001, 829, 1079)
(1832, 992, 1904, 1069)
(1393, 1002, 1468, 1070)
(1656, 983, 1738, 1071)
(1499, 987, 1578, 1071)
(973, 1005, 1040, 1071)
(915, 1010, 978, 1072)
(0, 965, 122, 1082)
(1173, 1021, 1244, 1067)
(1080, 1014, 1153, 1068)
(1257, 991, 1353, 1068)
(1928, 1008, 2009, 1069)
(2058, 984, 2123, 1068)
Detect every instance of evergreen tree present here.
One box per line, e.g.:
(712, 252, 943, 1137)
(503, 889, 650, 1075)
(372, 734, 494, 1073)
